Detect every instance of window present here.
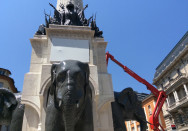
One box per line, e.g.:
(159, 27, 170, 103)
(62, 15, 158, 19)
(179, 114, 184, 124)
(177, 69, 182, 76)
(168, 77, 172, 82)
(161, 84, 164, 89)
(0, 82, 3, 88)
(148, 105, 152, 115)
(169, 93, 175, 106)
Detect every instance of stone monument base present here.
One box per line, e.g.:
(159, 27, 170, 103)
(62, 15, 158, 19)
(21, 25, 115, 131)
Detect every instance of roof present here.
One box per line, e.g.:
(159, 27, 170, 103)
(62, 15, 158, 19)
(153, 31, 188, 81)
(0, 68, 11, 75)
(0, 70, 18, 93)
(136, 92, 149, 101)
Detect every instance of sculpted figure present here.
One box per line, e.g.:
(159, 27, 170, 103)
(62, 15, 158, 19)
(48, 2, 84, 26)
(49, 3, 62, 24)
(91, 18, 103, 38)
(111, 88, 147, 131)
(9, 96, 25, 131)
(0, 88, 17, 126)
(45, 60, 93, 131)
(35, 3, 93, 35)
(35, 24, 46, 35)
(0, 88, 24, 131)
(64, 2, 82, 26)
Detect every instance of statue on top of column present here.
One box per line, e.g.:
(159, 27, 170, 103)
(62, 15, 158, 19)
(64, 2, 82, 25)
(47, 2, 89, 26)
(90, 16, 103, 38)
(35, 1, 103, 38)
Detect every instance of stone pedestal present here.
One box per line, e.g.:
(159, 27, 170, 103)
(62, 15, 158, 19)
(21, 25, 114, 131)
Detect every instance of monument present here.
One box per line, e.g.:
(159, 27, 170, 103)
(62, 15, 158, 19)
(21, 0, 114, 130)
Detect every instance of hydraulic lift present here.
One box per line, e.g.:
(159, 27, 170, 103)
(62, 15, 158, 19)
(106, 51, 167, 131)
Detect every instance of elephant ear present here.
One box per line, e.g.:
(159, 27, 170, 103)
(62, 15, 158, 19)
(0, 88, 17, 111)
(78, 62, 91, 99)
(84, 63, 90, 85)
(50, 64, 58, 95)
(46, 64, 58, 108)
(117, 87, 133, 107)
(82, 63, 90, 97)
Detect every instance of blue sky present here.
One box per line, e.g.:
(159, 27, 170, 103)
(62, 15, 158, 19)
(0, 0, 188, 93)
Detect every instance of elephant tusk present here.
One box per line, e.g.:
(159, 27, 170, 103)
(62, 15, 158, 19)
(59, 100, 62, 107)
(77, 103, 79, 108)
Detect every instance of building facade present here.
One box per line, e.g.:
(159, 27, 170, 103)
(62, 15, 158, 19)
(0, 68, 17, 93)
(0, 68, 18, 131)
(153, 31, 188, 131)
(125, 94, 166, 131)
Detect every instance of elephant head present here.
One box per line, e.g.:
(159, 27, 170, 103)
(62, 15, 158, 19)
(0, 88, 17, 125)
(47, 60, 91, 131)
(112, 88, 147, 131)
(115, 88, 138, 111)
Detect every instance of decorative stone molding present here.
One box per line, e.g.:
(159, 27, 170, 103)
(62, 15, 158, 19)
(21, 99, 41, 119)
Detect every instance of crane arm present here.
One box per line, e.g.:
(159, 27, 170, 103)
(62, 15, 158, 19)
(106, 51, 167, 131)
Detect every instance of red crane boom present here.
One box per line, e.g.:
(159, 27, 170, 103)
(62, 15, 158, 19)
(106, 51, 167, 131)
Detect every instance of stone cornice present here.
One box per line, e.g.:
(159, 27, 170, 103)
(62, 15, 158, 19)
(0, 68, 11, 75)
(164, 75, 188, 94)
(30, 37, 48, 44)
(46, 25, 95, 39)
(153, 31, 188, 84)
(153, 46, 188, 84)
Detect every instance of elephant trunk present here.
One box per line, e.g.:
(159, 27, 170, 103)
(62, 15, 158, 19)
(56, 84, 84, 131)
(63, 105, 76, 131)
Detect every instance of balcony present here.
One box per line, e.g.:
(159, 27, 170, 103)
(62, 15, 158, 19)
(179, 96, 187, 102)
(177, 87, 187, 100)
(168, 93, 176, 107)
(166, 84, 188, 112)
(173, 111, 188, 130)
(167, 96, 188, 112)
(164, 73, 186, 90)
(169, 102, 176, 108)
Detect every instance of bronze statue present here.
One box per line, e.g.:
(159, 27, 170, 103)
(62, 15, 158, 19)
(64, 2, 82, 26)
(91, 16, 103, 38)
(0, 88, 25, 131)
(35, 2, 104, 38)
(45, 60, 94, 131)
(111, 88, 147, 131)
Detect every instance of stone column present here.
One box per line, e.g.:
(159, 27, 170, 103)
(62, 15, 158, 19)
(183, 84, 188, 96)
(166, 96, 170, 107)
(38, 123, 42, 131)
(173, 91, 179, 103)
(56, 0, 83, 11)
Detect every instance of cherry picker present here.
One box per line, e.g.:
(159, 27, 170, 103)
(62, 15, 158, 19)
(106, 52, 167, 131)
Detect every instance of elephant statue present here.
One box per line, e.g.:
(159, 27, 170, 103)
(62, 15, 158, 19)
(111, 88, 147, 131)
(0, 88, 17, 127)
(0, 88, 25, 131)
(45, 60, 93, 131)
